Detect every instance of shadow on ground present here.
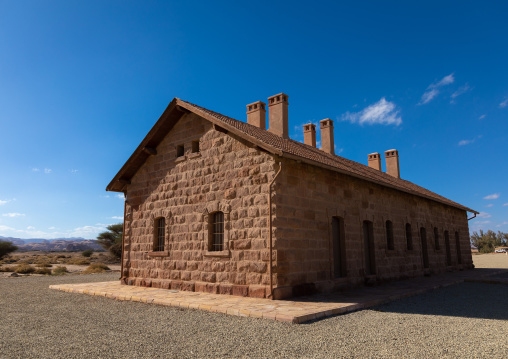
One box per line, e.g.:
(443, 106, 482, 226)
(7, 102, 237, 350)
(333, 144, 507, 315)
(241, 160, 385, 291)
(371, 281, 508, 321)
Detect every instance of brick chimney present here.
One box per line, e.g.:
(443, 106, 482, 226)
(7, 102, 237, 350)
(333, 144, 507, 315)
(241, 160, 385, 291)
(267, 93, 289, 139)
(246, 101, 266, 129)
(385, 149, 400, 178)
(303, 123, 316, 147)
(368, 153, 381, 171)
(319, 118, 334, 155)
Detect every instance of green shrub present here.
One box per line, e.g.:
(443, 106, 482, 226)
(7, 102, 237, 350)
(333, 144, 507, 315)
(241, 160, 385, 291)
(34, 267, 51, 275)
(52, 266, 68, 275)
(14, 263, 35, 274)
(82, 249, 94, 258)
(0, 240, 18, 259)
(82, 263, 110, 274)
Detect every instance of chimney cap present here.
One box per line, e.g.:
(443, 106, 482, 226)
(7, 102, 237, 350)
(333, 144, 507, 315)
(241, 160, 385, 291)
(267, 93, 289, 106)
(246, 101, 266, 113)
(384, 149, 399, 157)
(319, 118, 334, 128)
(368, 152, 380, 159)
(303, 123, 316, 132)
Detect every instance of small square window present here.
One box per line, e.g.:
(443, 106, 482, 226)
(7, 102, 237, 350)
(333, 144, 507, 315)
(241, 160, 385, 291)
(192, 140, 200, 153)
(176, 144, 184, 157)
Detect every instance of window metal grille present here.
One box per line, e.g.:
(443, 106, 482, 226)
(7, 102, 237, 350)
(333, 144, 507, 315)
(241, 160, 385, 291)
(211, 212, 224, 251)
(155, 217, 165, 252)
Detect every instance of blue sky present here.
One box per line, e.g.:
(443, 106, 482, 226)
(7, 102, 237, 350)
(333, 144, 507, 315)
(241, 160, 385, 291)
(0, 1, 507, 239)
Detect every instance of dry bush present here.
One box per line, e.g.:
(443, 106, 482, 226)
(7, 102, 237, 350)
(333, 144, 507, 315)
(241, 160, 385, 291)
(35, 256, 53, 264)
(34, 267, 51, 275)
(82, 263, 110, 274)
(14, 263, 36, 274)
(0, 266, 14, 272)
(52, 266, 68, 275)
(36, 262, 52, 268)
(65, 258, 91, 265)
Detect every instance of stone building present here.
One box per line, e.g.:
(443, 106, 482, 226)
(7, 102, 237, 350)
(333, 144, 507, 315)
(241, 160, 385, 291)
(107, 93, 477, 299)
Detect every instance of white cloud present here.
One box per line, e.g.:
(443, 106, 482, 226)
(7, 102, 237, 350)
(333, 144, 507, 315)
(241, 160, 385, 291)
(503, 203, 508, 206)
(340, 98, 401, 126)
(70, 169, 78, 174)
(477, 212, 492, 218)
(32, 168, 40, 172)
(68, 225, 109, 238)
(419, 73, 455, 105)
(458, 135, 481, 146)
(0, 198, 15, 206)
(435, 73, 455, 87)
(44, 168, 52, 174)
(484, 204, 494, 208)
(500, 98, 508, 108)
(110, 216, 123, 220)
(451, 84, 471, 99)
(116, 194, 125, 200)
(479, 114, 486, 120)
(475, 220, 491, 225)
(420, 89, 439, 105)
(483, 193, 500, 200)
(0, 223, 111, 239)
(2, 213, 25, 217)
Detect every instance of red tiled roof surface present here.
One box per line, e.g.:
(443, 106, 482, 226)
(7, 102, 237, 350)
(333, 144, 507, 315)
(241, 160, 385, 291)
(107, 97, 476, 214)
(177, 99, 477, 214)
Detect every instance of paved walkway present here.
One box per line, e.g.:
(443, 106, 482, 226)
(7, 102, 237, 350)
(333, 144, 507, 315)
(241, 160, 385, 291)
(49, 268, 507, 324)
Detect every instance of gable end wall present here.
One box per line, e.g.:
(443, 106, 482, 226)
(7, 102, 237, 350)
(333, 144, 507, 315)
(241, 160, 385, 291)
(122, 113, 276, 297)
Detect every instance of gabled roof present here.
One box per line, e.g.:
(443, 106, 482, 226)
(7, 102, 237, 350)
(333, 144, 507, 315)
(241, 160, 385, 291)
(107, 98, 477, 214)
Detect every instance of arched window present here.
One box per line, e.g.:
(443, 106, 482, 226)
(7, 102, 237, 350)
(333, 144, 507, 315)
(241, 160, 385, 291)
(210, 211, 224, 251)
(406, 223, 413, 250)
(434, 227, 440, 250)
(154, 217, 165, 252)
(386, 220, 394, 250)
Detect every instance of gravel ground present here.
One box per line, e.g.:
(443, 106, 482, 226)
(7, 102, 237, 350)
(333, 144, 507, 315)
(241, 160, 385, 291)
(1, 258, 508, 358)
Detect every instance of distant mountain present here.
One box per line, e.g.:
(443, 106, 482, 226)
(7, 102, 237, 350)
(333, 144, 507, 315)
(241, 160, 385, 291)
(0, 236, 25, 245)
(0, 236, 89, 244)
(0, 236, 104, 252)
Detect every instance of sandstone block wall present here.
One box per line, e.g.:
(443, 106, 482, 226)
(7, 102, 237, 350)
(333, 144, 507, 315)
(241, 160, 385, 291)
(272, 158, 472, 298)
(120, 112, 473, 300)
(122, 113, 276, 297)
